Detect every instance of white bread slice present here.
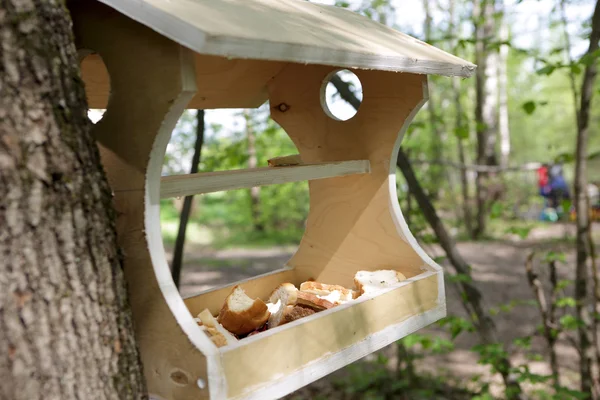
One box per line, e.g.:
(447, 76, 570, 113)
(217, 286, 270, 336)
(299, 281, 356, 303)
(267, 283, 298, 328)
(354, 270, 407, 295)
(296, 291, 336, 311)
(197, 308, 237, 347)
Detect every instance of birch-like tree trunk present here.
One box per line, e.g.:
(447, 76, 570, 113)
(473, 0, 500, 238)
(498, 15, 511, 168)
(423, 0, 445, 189)
(0, 0, 147, 398)
(449, 0, 474, 238)
(573, 0, 600, 395)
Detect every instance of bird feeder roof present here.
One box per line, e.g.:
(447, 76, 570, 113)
(95, 0, 476, 77)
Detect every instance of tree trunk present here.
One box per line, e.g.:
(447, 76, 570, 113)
(457, 129, 474, 238)
(0, 0, 147, 398)
(473, 0, 499, 238)
(498, 14, 510, 168)
(574, 0, 600, 395)
(245, 110, 264, 233)
(171, 110, 205, 288)
(331, 76, 524, 400)
(423, 0, 445, 191)
(448, 0, 474, 238)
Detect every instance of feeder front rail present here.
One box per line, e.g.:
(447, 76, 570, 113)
(160, 159, 371, 198)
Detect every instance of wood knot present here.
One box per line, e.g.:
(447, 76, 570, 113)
(275, 103, 290, 112)
(170, 369, 190, 386)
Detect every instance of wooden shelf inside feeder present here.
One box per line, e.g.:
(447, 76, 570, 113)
(160, 159, 370, 198)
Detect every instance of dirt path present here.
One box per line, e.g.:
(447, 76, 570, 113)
(169, 223, 598, 397)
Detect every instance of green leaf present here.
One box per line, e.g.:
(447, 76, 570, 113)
(556, 297, 576, 308)
(554, 152, 575, 163)
(454, 126, 469, 139)
(438, 316, 474, 339)
(447, 273, 473, 284)
(555, 385, 592, 399)
(522, 101, 536, 115)
(559, 315, 584, 330)
(505, 226, 532, 239)
(490, 202, 504, 218)
(556, 279, 572, 290)
(536, 65, 556, 75)
(433, 255, 447, 264)
(579, 48, 600, 66)
(513, 336, 532, 349)
(544, 251, 567, 263)
(570, 64, 582, 75)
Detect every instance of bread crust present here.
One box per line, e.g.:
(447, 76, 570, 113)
(296, 291, 336, 310)
(197, 308, 237, 347)
(300, 281, 356, 300)
(217, 286, 270, 335)
(268, 282, 298, 305)
(267, 283, 299, 329)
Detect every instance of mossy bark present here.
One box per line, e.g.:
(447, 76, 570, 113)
(0, 0, 147, 398)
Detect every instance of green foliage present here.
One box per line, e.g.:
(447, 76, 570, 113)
(471, 343, 508, 372)
(522, 100, 537, 114)
(401, 333, 455, 354)
(556, 296, 576, 308)
(437, 315, 475, 339)
(489, 299, 537, 316)
(447, 272, 473, 284)
(544, 251, 567, 263)
(559, 315, 584, 330)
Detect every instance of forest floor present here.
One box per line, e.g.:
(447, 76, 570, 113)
(168, 222, 599, 399)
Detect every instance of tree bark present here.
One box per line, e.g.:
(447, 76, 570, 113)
(574, 0, 600, 395)
(525, 254, 560, 387)
(0, 0, 147, 398)
(331, 76, 524, 400)
(473, 0, 499, 239)
(171, 110, 205, 288)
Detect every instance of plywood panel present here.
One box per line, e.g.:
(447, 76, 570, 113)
(94, 0, 476, 76)
(268, 65, 431, 286)
(80, 52, 285, 109)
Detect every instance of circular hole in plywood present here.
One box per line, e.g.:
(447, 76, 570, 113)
(79, 52, 109, 124)
(320, 69, 363, 121)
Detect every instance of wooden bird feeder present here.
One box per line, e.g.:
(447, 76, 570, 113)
(67, 0, 476, 398)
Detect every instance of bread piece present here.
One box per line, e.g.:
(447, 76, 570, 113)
(217, 286, 270, 335)
(267, 154, 303, 167)
(267, 283, 299, 329)
(283, 305, 316, 324)
(300, 281, 357, 303)
(296, 291, 336, 311)
(197, 308, 237, 347)
(354, 270, 407, 295)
